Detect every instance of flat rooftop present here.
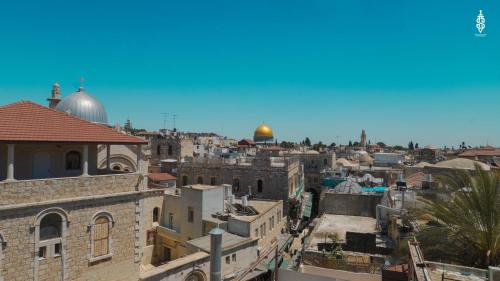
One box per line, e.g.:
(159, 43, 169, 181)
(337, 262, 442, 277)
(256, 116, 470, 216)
(230, 199, 281, 222)
(187, 232, 253, 253)
(306, 214, 377, 250)
(182, 184, 222, 191)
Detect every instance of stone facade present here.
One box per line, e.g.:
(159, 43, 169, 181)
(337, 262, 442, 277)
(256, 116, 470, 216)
(0, 143, 164, 281)
(177, 156, 304, 215)
(150, 137, 194, 166)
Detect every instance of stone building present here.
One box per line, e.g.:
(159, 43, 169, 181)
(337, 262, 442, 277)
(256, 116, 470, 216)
(150, 133, 194, 166)
(286, 150, 336, 192)
(140, 184, 287, 281)
(177, 154, 304, 216)
(0, 100, 165, 281)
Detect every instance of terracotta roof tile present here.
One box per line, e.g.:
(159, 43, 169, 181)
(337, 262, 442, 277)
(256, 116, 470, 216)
(148, 173, 176, 181)
(0, 101, 147, 144)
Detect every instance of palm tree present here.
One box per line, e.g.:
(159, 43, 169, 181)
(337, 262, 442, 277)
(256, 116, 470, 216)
(419, 164, 500, 267)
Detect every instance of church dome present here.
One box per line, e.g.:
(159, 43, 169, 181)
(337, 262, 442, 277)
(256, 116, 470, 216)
(254, 123, 273, 142)
(55, 87, 108, 124)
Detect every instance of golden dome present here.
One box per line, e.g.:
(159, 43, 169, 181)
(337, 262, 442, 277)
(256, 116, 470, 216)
(254, 124, 273, 138)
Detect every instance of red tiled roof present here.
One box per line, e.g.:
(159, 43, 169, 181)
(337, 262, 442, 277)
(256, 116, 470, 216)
(459, 148, 500, 157)
(0, 101, 147, 144)
(238, 139, 256, 145)
(148, 172, 176, 182)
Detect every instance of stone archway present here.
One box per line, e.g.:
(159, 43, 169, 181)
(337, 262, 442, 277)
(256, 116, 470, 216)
(184, 270, 207, 281)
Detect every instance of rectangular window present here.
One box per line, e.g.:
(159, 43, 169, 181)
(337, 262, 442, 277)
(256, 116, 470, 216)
(94, 217, 110, 257)
(263, 223, 266, 236)
(54, 243, 61, 256)
(168, 213, 174, 229)
(188, 207, 194, 223)
(38, 246, 46, 259)
(226, 256, 230, 264)
(269, 218, 272, 231)
(232, 253, 236, 262)
(255, 228, 259, 238)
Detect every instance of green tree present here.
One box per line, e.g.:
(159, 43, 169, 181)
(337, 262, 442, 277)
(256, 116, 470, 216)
(280, 141, 295, 149)
(304, 137, 311, 146)
(348, 140, 353, 147)
(326, 233, 344, 260)
(408, 141, 414, 150)
(376, 142, 386, 147)
(419, 164, 500, 267)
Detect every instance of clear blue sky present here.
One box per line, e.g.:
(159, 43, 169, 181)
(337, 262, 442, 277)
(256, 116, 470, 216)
(0, 0, 498, 147)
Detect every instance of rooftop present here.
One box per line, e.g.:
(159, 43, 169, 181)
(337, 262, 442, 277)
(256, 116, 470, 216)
(187, 232, 254, 253)
(230, 199, 282, 222)
(182, 184, 222, 191)
(306, 214, 377, 250)
(0, 101, 146, 144)
(148, 172, 176, 182)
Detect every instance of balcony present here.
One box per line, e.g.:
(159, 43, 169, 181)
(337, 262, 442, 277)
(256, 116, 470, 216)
(156, 224, 182, 241)
(0, 173, 143, 207)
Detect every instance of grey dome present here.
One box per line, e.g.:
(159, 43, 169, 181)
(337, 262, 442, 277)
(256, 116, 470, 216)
(55, 87, 108, 124)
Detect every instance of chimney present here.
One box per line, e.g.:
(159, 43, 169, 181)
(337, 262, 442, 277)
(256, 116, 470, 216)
(209, 228, 224, 281)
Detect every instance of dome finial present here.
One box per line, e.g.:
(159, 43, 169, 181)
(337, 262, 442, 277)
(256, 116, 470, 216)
(78, 77, 85, 92)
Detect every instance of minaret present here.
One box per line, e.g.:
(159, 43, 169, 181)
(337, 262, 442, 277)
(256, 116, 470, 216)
(361, 129, 367, 147)
(47, 82, 61, 109)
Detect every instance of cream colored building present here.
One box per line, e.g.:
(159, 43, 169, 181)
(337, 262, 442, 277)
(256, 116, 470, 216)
(0, 100, 164, 281)
(139, 184, 285, 280)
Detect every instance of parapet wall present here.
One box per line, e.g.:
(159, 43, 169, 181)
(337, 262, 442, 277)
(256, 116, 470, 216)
(0, 173, 144, 206)
(320, 192, 383, 218)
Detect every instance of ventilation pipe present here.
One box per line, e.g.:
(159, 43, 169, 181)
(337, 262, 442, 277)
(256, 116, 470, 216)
(209, 228, 224, 281)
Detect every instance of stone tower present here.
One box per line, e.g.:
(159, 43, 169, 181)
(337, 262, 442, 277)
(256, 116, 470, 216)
(360, 129, 366, 147)
(47, 82, 61, 109)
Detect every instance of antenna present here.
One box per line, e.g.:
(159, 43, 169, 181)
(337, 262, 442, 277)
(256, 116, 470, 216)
(160, 113, 179, 132)
(171, 114, 178, 130)
(161, 113, 168, 131)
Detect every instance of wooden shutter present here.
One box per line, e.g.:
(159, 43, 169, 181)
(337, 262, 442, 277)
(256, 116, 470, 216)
(94, 217, 109, 257)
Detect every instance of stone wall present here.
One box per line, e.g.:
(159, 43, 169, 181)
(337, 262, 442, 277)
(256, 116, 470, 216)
(0, 196, 139, 281)
(319, 193, 383, 218)
(177, 157, 303, 214)
(0, 174, 143, 206)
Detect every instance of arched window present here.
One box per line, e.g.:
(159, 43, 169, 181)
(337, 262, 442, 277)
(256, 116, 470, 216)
(197, 176, 203, 185)
(182, 175, 188, 186)
(168, 145, 173, 156)
(232, 178, 240, 193)
(40, 213, 62, 240)
(112, 165, 121, 171)
(153, 207, 159, 223)
(66, 151, 81, 170)
(156, 145, 161, 155)
(90, 212, 114, 261)
(210, 177, 216, 186)
(323, 158, 328, 165)
(257, 179, 263, 193)
(34, 208, 68, 261)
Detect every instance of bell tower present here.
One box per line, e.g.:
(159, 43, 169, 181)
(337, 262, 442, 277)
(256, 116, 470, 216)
(47, 82, 61, 109)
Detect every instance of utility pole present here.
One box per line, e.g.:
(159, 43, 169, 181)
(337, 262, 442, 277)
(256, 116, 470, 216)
(274, 245, 279, 281)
